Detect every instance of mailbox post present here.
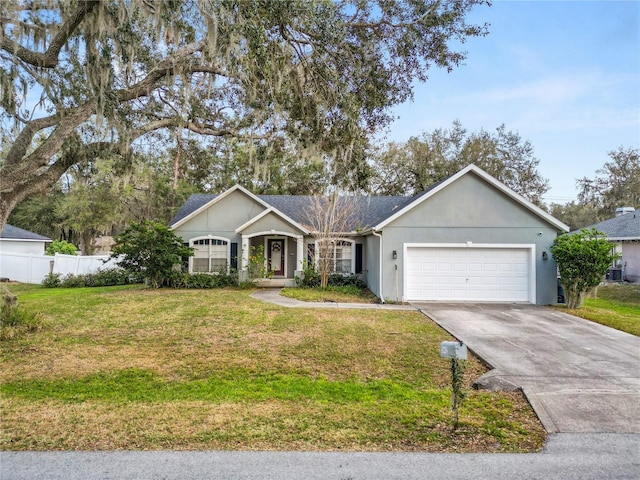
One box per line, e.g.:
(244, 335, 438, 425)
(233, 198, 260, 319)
(440, 341, 467, 429)
(439, 341, 467, 360)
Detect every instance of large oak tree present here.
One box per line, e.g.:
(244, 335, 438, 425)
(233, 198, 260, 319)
(0, 0, 488, 227)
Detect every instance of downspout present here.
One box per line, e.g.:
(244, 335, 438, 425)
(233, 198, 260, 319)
(372, 230, 384, 304)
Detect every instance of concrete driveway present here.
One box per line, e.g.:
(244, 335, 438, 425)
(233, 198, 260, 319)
(414, 303, 640, 434)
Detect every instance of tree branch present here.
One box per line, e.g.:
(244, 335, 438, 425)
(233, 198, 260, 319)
(4, 113, 60, 166)
(115, 41, 206, 102)
(1, 1, 99, 68)
(348, 3, 439, 30)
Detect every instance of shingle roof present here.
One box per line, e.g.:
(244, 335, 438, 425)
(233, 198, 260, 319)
(170, 192, 414, 231)
(259, 194, 414, 230)
(169, 166, 569, 233)
(170, 193, 219, 226)
(579, 212, 640, 240)
(0, 224, 52, 241)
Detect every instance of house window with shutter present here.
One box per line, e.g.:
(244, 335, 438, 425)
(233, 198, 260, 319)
(316, 239, 354, 274)
(189, 237, 230, 273)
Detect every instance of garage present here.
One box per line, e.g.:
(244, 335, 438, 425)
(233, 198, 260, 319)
(404, 245, 534, 302)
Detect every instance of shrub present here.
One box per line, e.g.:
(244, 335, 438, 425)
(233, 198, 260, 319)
(111, 221, 193, 288)
(172, 271, 238, 289)
(42, 269, 143, 288)
(550, 228, 618, 309)
(299, 263, 320, 287)
(46, 240, 77, 256)
(42, 272, 61, 288)
(246, 245, 273, 281)
(298, 264, 366, 290)
(92, 268, 142, 287)
(1, 287, 44, 340)
(328, 273, 366, 289)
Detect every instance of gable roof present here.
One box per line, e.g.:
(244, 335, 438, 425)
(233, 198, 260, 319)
(235, 207, 311, 235)
(578, 212, 640, 240)
(171, 191, 413, 232)
(170, 165, 570, 234)
(0, 224, 52, 242)
(170, 184, 274, 229)
(373, 164, 570, 232)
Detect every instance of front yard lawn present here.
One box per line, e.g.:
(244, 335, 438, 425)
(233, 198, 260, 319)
(558, 284, 640, 336)
(1, 284, 545, 452)
(280, 285, 379, 304)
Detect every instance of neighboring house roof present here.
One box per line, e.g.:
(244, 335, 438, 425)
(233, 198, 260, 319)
(578, 212, 640, 241)
(0, 224, 52, 242)
(170, 165, 570, 233)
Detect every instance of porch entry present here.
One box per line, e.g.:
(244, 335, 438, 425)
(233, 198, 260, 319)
(268, 238, 285, 276)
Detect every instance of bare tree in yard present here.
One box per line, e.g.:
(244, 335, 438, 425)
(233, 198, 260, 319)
(302, 194, 361, 288)
(0, 0, 489, 227)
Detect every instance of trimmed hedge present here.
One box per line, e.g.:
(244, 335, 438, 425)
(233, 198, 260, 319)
(42, 269, 240, 289)
(298, 266, 366, 290)
(171, 272, 238, 289)
(42, 269, 143, 288)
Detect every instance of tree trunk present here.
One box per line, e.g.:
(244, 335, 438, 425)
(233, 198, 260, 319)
(564, 285, 585, 309)
(321, 270, 329, 289)
(0, 195, 19, 230)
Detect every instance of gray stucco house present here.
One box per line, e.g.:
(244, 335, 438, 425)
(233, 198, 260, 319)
(170, 165, 569, 304)
(579, 210, 639, 283)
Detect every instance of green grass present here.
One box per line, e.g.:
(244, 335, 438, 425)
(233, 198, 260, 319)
(558, 284, 640, 336)
(281, 285, 379, 303)
(0, 283, 545, 452)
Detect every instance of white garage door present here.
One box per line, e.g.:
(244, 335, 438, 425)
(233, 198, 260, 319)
(405, 246, 532, 302)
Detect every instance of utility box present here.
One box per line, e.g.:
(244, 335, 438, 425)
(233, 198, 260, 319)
(440, 341, 467, 360)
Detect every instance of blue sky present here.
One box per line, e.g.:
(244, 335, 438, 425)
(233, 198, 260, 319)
(384, 0, 640, 204)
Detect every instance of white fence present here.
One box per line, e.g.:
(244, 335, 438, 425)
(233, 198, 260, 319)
(0, 252, 120, 284)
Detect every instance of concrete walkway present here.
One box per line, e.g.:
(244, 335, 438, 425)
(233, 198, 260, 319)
(415, 303, 640, 434)
(250, 288, 415, 310)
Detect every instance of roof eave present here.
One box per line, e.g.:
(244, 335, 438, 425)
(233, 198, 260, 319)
(0, 237, 52, 242)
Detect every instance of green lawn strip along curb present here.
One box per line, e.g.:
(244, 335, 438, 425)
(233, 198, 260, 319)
(1, 369, 444, 404)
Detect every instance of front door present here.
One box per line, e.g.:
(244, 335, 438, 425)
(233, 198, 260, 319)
(268, 239, 285, 276)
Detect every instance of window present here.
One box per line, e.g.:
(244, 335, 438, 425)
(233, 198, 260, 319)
(317, 239, 354, 274)
(190, 237, 230, 273)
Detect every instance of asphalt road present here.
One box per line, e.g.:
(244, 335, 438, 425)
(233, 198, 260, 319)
(1, 433, 639, 480)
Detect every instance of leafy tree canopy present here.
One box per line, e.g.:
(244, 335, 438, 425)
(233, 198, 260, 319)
(548, 201, 600, 232)
(576, 147, 639, 220)
(369, 121, 549, 204)
(1, 0, 489, 226)
(45, 239, 77, 256)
